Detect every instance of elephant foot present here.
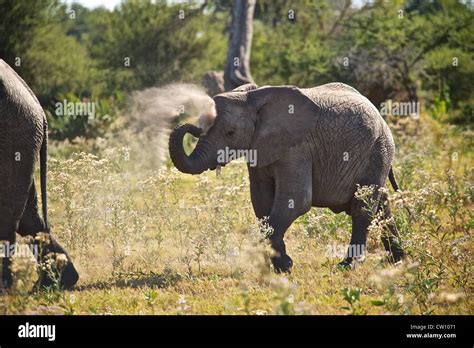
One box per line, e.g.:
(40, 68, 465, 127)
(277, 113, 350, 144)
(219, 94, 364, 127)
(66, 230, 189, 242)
(385, 249, 406, 265)
(34, 262, 79, 291)
(337, 258, 352, 271)
(271, 253, 293, 273)
(337, 255, 365, 271)
(1, 262, 13, 290)
(1, 277, 13, 291)
(382, 236, 406, 264)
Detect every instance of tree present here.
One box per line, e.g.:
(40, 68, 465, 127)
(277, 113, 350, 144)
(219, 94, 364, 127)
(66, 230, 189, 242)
(0, 0, 56, 64)
(0, 1, 96, 103)
(84, 0, 225, 93)
(224, 0, 256, 90)
(335, 0, 473, 109)
(251, 0, 338, 87)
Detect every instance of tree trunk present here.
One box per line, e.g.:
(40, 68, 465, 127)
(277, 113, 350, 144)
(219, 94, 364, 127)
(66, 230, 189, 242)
(202, 71, 225, 96)
(224, 0, 256, 91)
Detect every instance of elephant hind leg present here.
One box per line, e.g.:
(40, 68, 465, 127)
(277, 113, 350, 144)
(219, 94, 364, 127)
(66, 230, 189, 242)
(18, 180, 46, 235)
(18, 181, 79, 290)
(339, 181, 387, 268)
(378, 191, 405, 263)
(0, 221, 17, 290)
(0, 188, 22, 289)
(30, 233, 79, 291)
(339, 195, 373, 268)
(339, 187, 405, 269)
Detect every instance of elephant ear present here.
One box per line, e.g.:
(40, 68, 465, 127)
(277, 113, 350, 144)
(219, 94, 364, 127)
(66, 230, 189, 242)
(248, 86, 320, 168)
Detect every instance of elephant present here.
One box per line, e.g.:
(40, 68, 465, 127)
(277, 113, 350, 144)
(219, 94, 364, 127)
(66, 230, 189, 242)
(169, 82, 406, 273)
(0, 59, 79, 290)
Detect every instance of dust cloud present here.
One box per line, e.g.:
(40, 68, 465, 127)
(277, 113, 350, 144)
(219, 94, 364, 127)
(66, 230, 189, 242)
(125, 83, 215, 168)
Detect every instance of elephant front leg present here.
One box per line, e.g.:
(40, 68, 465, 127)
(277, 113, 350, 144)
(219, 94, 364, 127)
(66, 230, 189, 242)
(266, 169, 312, 273)
(267, 215, 295, 273)
(249, 168, 292, 272)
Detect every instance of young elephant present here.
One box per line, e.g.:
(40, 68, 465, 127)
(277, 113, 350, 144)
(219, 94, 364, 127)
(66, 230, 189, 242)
(0, 59, 79, 289)
(169, 82, 405, 272)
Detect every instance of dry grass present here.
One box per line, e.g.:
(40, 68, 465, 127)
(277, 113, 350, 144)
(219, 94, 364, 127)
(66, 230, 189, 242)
(1, 114, 472, 315)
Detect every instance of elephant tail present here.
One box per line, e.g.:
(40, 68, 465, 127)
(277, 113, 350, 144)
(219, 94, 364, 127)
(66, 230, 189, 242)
(388, 166, 400, 192)
(40, 117, 49, 232)
(389, 166, 415, 218)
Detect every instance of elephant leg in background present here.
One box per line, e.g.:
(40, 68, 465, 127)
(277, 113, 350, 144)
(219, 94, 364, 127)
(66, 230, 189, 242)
(339, 186, 383, 268)
(0, 203, 28, 290)
(18, 181, 79, 290)
(0, 149, 31, 289)
(249, 167, 274, 271)
(340, 188, 406, 268)
(0, 219, 17, 289)
(249, 166, 275, 219)
(266, 163, 312, 273)
(378, 191, 405, 263)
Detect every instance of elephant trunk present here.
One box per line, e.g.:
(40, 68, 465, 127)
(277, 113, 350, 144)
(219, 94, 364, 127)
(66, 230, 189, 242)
(169, 123, 211, 175)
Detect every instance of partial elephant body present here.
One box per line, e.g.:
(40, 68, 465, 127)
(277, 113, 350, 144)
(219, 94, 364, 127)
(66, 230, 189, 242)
(0, 66, 44, 233)
(0, 59, 78, 290)
(169, 82, 405, 272)
(300, 85, 395, 209)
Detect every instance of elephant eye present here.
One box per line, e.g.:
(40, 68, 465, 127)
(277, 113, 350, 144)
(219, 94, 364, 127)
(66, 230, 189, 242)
(226, 130, 235, 137)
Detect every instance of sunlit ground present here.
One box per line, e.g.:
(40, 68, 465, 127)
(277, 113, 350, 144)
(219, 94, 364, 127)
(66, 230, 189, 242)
(1, 114, 472, 315)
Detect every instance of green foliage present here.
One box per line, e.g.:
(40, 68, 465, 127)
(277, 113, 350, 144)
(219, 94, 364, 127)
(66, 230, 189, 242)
(431, 87, 451, 121)
(0, 0, 226, 140)
(252, 0, 337, 86)
(252, 21, 334, 86)
(0, 0, 472, 133)
(0, 1, 98, 102)
(47, 91, 124, 140)
(0, 0, 58, 63)
(22, 25, 94, 103)
(341, 287, 365, 315)
(252, 0, 473, 124)
(79, 0, 226, 93)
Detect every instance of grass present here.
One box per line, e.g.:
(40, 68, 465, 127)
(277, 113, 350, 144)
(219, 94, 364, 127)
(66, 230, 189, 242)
(1, 114, 472, 315)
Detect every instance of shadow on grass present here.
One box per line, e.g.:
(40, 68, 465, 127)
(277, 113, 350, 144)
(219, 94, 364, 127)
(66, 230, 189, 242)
(76, 269, 183, 291)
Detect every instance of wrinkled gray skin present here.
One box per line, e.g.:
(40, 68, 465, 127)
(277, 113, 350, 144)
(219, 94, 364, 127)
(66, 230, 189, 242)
(0, 60, 78, 290)
(169, 82, 405, 272)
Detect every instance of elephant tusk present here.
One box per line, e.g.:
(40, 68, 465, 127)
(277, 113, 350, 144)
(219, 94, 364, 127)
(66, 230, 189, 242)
(216, 165, 221, 177)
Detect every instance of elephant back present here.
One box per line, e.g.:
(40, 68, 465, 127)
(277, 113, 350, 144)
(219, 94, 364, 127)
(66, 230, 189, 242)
(0, 60, 45, 129)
